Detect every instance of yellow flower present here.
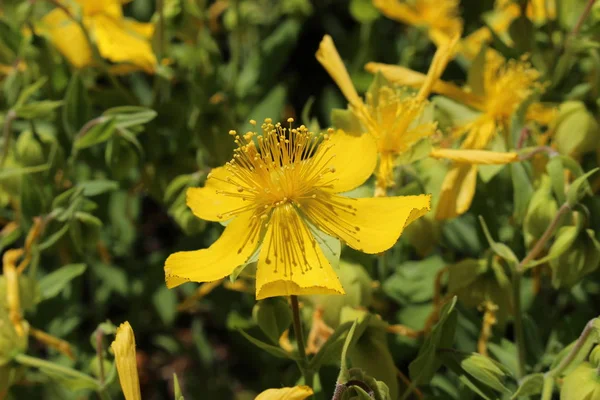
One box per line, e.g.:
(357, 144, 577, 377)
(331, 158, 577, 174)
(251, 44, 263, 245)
(373, 0, 462, 47)
(255, 385, 313, 400)
(164, 119, 431, 299)
(39, 0, 156, 73)
(367, 51, 546, 219)
(111, 321, 141, 400)
(316, 34, 457, 192)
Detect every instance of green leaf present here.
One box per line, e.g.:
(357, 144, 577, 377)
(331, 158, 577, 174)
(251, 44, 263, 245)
(38, 264, 87, 301)
(547, 156, 566, 204)
(252, 298, 292, 345)
(20, 174, 47, 226)
(240, 85, 287, 134)
(14, 77, 47, 109)
(153, 286, 177, 326)
(237, 329, 299, 360)
(478, 216, 519, 265)
(511, 373, 544, 399)
(510, 162, 534, 221)
(308, 322, 354, 370)
(103, 106, 157, 128)
(14, 100, 63, 120)
(440, 350, 510, 400)
(77, 180, 119, 196)
(74, 118, 116, 149)
(331, 109, 363, 135)
(173, 373, 185, 400)
(409, 297, 458, 385)
(63, 72, 91, 138)
(566, 168, 599, 207)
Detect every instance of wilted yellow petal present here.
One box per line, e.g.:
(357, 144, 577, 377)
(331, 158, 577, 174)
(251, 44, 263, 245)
(255, 386, 314, 400)
(365, 63, 485, 110)
(111, 322, 141, 400)
(186, 167, 248, 222)
(3, 249, 24, 337)
(429, 148, 518, 165)
(164, 211, 260, 288)
(314, 130, 378, 193)
(435, 163, 478, 220)
(316, 35, 362, 108)
(304, 194, 431, 254)
(39, 9, 93, 68)
(255, 206, 344, 300)
(91, 14, 156, 73)
(458, 116, 498, 150)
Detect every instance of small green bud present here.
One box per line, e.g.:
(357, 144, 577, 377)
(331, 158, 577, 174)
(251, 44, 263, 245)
(550, 227, 600, 289)
(561, 362, 600, 400)
(15, 130, 45, 167)
(590, 346, 600, 367)
(524, 175, 558, 247)
(553, 101, 600, 158)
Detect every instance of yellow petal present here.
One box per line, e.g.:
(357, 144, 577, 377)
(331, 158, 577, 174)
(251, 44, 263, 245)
(77, 0, 123, 18)
(435, 163, 478, 220)
(164, 211, 261, 288)
(417, 33, 460, 102)
(429, 148, 518, 164)
(255, 386, 314, 400)
(111, 322, 141, 400)
(315, 130, 378, 193)
(365, 62, 485, 110)
(186, 167, 248, 222)
(458, 116, 498, 150)
(304, 194, 431, 254)
(255, 206, 344, 300)
(372, 0, 422, 26)
(91, 14, 156, 73)
(526, 102, 557, 126)
(123, 19, 155, 39)
(40, 9, 93, 68)
(316, 35, 362, 108)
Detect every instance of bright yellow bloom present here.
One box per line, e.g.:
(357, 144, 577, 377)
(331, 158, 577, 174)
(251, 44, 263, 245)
(255, 386, 313, 400)
(39, 0, 156, 73)
(367, 51, 546, 219)
(164, 119, 431, 299)
(317, 34, 457, 193)
(373, 0, 462, 47)
(111, 321, 141, 400)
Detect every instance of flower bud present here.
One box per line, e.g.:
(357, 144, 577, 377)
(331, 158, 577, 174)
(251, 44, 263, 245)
(553, 101, 600, 158)
(561, 362, 600, 400)
(550, 227, 600, 289)
(15, 130, 45, 167)
(524, 175, 558, 248)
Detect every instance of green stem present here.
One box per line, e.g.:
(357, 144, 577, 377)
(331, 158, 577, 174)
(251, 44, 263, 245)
(14, 353, 100, 388)
(291, 295, 314, 389)
(512, 203, 572, 379)
(377, 251, 387, 282)
(512, 269, 526, 379)
(540, 376, 554, 400)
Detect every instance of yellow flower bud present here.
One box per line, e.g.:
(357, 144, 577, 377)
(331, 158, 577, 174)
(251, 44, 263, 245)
(111, 322, 141, 400)
(255, 385, 313, 400)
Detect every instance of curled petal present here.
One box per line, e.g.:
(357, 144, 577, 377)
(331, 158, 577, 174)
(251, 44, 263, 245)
(304, 194, 431, 254)
(164, 212, 261, 288)
(316, 35, 363, 108)
(435, 163, 478, 220)
(430, 148, 518, 165)
(256, 206, 344, 300)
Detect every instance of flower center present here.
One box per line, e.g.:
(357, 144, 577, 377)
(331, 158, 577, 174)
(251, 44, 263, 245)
(211, 119, 338, 221)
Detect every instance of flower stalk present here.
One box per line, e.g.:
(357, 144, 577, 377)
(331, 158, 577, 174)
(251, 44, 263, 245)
(291, 295, 314, 389)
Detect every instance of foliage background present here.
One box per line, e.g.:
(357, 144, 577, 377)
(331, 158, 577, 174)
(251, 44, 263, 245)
(2, 0, 600, 399)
